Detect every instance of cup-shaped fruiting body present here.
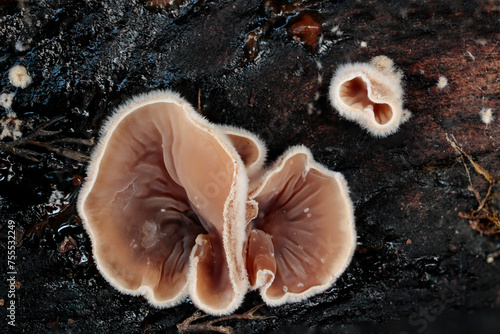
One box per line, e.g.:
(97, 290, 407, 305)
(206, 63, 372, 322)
(78, 91, 249, 315)
(329, 56, 410, 137)
(8, 65, 32, 89)
(246, 146, 356, 305)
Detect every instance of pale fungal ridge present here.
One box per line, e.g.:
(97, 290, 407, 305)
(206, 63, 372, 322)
(78, 90, 249, 315)
(8, 65, 32, 89)
(246, 145, 356, 306)
(220, 124, 267, 185)
(329, 56, 410, 137)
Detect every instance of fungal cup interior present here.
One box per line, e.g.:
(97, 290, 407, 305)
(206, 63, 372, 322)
(82, 101, 236, 308)
(247, 150, 355, 302)
(340, 77, 393, 125)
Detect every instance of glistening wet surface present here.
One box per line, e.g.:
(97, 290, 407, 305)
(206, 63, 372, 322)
(0, 0, 499, 333)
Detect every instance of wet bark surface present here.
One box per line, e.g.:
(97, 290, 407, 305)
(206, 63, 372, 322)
(0, 0, 499, 333)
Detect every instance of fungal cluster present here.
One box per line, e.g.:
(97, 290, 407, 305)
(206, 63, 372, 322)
(1, 65, 32, 140)
(78, 91, 356, 315)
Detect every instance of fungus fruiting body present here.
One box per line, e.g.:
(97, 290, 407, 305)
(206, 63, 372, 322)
(246, 146, 356, 305)
(437, 76, 448, 89)
(78, 91, 249, 315)
(480, 108, 494, 125)
(329, 56, 409, 137)
(80, 90, 357, 315)
(0, 93, 15, 110)
(8, 65, 32, 88)
(15, 40, 31, 52)
(0, 111, 22, 140)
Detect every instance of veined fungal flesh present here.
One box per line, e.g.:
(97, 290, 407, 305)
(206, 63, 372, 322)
(246, 146, 356, 305)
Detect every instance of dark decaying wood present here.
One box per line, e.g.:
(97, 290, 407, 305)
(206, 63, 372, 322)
(0, 0, 499, 333)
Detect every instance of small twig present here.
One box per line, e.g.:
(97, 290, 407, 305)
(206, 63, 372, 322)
(476, 183, 494, 213)
(447, 133, 500, 235)
(458, 211, 498, 222)
(0, 116, 92, 162)
(46, 137, 95, 146)
(30, 141, 91, 162)
(474, 84, 485, 95)
(447, 134, 480, 206)
(177, 304, 275, 334)
(0, 116, 65, 151)
(26, 116, 66, 140)
(446, 133, 496, 184)
(11, 147, 44, 162)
